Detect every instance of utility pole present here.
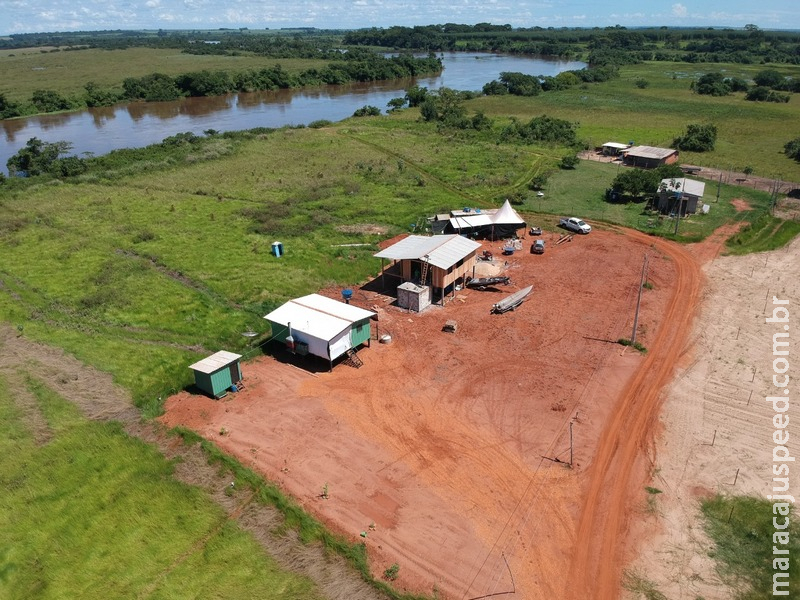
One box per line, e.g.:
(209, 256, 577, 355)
(631, 254, 649, 346)
(673, 192, 683, 236)
(569, 418, 574, 467)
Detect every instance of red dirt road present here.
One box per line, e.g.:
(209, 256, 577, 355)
(567, 229, 702, 599)
(161, 226, 700, 599)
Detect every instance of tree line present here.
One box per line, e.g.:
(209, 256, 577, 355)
(343, 24, 800, 65)
(0, 52, 442, 116)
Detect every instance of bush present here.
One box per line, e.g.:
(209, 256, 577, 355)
(383, 563, 400, 581)
(784, 137, 800, 162)
(560, 155, 579, 169)
(352, 105, 381, 117)
(673, 123, 717, 152)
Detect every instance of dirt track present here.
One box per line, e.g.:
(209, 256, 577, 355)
(568, 229, 702, 599)
(161, 226, 697, 599)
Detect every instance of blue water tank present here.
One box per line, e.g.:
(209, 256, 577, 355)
(342, 289, 353, 304)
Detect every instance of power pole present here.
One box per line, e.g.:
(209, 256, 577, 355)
(569, 419, 574, 467)
(631, 254, 649, 346)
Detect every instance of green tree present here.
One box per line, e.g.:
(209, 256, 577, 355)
(404, 85, 428, 107)
(499, 72, 542, 96)
(559, 155, 580, 169)
(610, 168, 659, 200)
(784, 137, 800, 162)
(6, 137, 74, 177)
(31, 89, 72, 112)
(673, 123, 717, 152)
(694, 72, 731, 96)
(353, 105, 381, 117)
(387, 97, 406, 111)
(753, 69, 785, 88)
(0, 93, 22, 119)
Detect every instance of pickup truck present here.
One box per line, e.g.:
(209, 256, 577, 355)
(559, 217, 592, 234)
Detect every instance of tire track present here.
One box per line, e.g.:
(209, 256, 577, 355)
(568, 231, 702, 599)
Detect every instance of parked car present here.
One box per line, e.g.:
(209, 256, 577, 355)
(531, 239, 545, 254)
(559, 217, 592, 234)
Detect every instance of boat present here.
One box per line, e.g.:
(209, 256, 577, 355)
(466, 276, 510, 290)
(491, 285, 533, 314)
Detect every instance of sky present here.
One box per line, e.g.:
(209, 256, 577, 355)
(1, 1, 799, 36)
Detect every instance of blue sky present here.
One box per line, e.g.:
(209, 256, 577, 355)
(1, 1, 799, 36)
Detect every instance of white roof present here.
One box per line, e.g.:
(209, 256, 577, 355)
(189, 350, 242, 374)
(374, 234, 481, 270)
(660, 177, 705, 197)
(603, 142, 630, 149)
(492, 200, 526, 225)
(625, 145, 677, 160)
(264, 294, 375, 342)
(449, 214, 493, 230)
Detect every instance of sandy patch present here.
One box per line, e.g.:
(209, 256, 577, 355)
(627, 235, 800, 598)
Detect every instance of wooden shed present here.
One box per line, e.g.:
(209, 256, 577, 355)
(189, 350, 242, 399)
(374, 234, 481, 304)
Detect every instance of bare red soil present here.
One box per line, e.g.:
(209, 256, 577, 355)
(161, 226, 697, 599)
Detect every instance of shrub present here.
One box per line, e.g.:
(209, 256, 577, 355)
(559, 155, 580, 169)
(352, 105, 381, 117)
(383, 563, 400, 581)
(785, 137, 800, 162)
(673, 123, 717, 152)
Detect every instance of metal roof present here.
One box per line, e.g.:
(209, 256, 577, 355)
(625, 145, 677, 160)
(189, 350, 242, 374)
(602, 142, 630, 149)
(449, 215, 493, 230)
(264, 294, 375, 342)
(374, 234, 481, 270)
(660, 178, 706, 197)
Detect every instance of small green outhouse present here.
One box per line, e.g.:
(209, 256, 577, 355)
(189, 350, 242, 399)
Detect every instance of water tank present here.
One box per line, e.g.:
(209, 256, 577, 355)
(342, 289, 353, 304)
(271, 241, 284, 258)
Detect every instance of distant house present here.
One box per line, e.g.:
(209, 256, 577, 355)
(264, 294, 376, 370)
(657, 177, 706, 216)
(374, 234, 481, 304)
(601, 142, 631, 156)
(623, 145, 679, 169)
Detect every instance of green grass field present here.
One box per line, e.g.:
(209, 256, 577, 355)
(701, 494, 800, 599)
(0, 373, 323, 600)
(0, 47, 330, 102)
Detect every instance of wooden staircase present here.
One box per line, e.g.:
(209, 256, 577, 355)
(343, 349, 363, 369)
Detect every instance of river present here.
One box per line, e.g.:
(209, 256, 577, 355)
(0, 52, 584, 173)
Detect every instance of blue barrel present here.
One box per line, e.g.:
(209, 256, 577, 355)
(271, 241, 283, 258)
(342, 289, 353, 304)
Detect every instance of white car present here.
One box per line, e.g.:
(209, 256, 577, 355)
(559, 217, 592, 234)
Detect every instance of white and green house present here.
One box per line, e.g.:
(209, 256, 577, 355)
(264, 294, 376, 370)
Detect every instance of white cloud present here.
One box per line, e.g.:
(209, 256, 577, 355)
(145, 0, 161, 7)
(672, 3, 688, 18)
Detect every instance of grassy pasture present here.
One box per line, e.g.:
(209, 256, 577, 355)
(0, 47, 329, 102)
(0, 115, 784, 411)
(0, 373, 322, 599)
(474, 61, 800, 183)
